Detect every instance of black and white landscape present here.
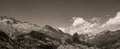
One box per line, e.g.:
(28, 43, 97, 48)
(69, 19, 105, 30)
(0, 0, 120, 49)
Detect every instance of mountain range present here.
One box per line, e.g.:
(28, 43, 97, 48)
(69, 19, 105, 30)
(0, 16, 120, 49)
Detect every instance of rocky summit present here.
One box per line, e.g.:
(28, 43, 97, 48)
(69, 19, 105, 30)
(0, 16, 120, 49)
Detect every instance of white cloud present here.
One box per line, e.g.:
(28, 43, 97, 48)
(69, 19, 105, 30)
(62, 17, 101, 35)
(101, 11, 120, 31)
(91, 17, 101, 23)
(72, 17, 85, 26)
(59, 11, 120, 36)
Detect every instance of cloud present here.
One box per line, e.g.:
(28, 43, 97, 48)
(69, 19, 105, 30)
(61, 17, 101, 35)
(72, 17, 85, 26)
(59, 11, 120, 36)
(91, 17, 101, 23)
(101, 11, 120, 31)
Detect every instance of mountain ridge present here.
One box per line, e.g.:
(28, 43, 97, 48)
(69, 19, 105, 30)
(0, 16, 120, 49)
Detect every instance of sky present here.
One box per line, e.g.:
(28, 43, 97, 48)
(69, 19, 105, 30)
(0, 0, 120, 27)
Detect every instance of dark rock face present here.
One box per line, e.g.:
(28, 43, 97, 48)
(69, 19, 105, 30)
(0, 31, 16, 49)
(14, 31, 58, 49)
(89, 30, 120, 49)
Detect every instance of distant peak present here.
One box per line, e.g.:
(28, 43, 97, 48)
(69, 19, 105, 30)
(0, 16, 14, 20)
(44, 25, 54, 29)
(45, 25, 52, 27)
(0, 16, 21, 24)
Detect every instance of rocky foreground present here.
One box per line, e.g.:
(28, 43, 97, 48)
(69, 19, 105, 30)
(0, 16, 120, 49)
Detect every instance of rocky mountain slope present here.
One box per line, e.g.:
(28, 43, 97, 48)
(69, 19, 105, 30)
(0, 16, 120, 49)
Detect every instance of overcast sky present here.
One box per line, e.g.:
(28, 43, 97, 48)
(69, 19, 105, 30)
(0, 0, 120, 27)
